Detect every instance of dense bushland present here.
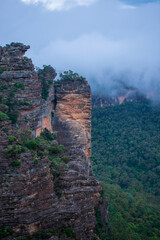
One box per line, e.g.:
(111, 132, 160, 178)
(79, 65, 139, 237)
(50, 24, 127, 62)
(91, 100, 160, 240)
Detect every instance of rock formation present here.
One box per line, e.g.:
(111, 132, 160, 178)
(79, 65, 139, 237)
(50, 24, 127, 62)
(0, 43, 107, 239)
(54, 78, 92, 169)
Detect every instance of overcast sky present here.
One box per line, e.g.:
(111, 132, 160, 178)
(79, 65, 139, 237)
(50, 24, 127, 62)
(0, 0, 160, 97)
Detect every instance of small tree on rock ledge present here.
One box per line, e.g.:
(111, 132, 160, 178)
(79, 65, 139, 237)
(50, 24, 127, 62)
(59, 70, 86, 82)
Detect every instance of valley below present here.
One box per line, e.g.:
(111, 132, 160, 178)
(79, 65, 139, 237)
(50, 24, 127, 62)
(91, 98, 160, 240)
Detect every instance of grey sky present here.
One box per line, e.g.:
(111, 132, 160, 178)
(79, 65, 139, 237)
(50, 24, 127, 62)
(0, 0, 160, 97)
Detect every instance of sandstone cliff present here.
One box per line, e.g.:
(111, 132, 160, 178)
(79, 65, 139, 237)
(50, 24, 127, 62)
(0, 43, 107, 240)
(54, 77, 92, 171)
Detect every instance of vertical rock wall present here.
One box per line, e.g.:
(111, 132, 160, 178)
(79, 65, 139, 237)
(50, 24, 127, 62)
(54, 79, 92, 174)
(0, 43, 105, 240)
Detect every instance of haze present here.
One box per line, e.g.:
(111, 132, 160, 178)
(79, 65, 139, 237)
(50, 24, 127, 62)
(0, 0, 160, 98)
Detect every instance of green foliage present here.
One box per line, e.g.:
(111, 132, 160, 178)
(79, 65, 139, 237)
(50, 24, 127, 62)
(0, 226, 13, 238)
(8, 110, 19, 123)
(55, 70, 86, 86)
(25, 117, 28, 123)
(61, 155, 70, 163)
(34, 130, 68, 198)
(0, 111, 9, 121)
(3, 128, 8, 134)
(91, 100, 160, 240)
(0, 90, 19, 123)
(22, 57, 29, 66)
(12, 160, 21, 167)
(5, 128, 68, 213)
(38, 65, 56, 100)
(34, 159, 39, 164)
(40, 128, 55, 141)
(9, 92, 15, 98)
(55, 189, 62, 199)
(54, 179, 63, 198)
(51, 111, 54, 118)
(25, 140, 39, 150)
(6, 144, 26, 158)
(0, 76, 32, 125)
(19, 129, 32, 143)
(0, 85, 8, 90)
(49, 144, 65, 154)
(101, 183, 160, 240)
(18, 101, 32, 106)
(92, 100, 160, 194)
(95, 207, 108, 240)
(16, 227, 76, 240)
(0, 68, 7, 74)
(64, 227, 76, 238)
(8, 135, 17, 142)
(14, 83, 25, 90)
(64, 227, 72, 237)
(51, 167, 61, 177)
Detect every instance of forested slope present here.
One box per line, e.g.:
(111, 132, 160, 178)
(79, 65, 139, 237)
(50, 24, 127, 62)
(91, 100, 160, 240)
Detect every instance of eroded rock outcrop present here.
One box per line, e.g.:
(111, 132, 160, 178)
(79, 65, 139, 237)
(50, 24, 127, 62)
(54, 78, 92, 173)
(0, 42, 56, 137)
(0, 43, 106, 240)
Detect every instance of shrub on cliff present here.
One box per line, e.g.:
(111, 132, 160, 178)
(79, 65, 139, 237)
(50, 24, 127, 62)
(40, 128, 55, 141)
(12, 160, 21, 167)
(6, 144, 26, 158)
(0, 68, 7, 74)
(37, 65, 57, 100)
(25, 140, 39, 150)
(8, 135, 17, 142)
(0, 226, 13, 238)
(58, 70, 86, 82)
(7, 111, 19, 123)
(49, 144, 65, 154)
(0, 111, 9, 121)
(14, 83, 25, 90)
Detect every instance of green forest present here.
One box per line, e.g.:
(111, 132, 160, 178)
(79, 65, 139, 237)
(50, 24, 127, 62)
(91, 99, 160, 240)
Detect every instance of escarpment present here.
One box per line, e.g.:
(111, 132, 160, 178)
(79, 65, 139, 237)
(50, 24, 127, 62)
(0, 43, 107, 239)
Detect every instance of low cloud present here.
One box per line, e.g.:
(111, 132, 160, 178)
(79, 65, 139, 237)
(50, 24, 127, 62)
(20, 0, 96, 11)
(31, 32, 160, 97)
(120, 4, 137, 9)
(26, 0, 160, 100)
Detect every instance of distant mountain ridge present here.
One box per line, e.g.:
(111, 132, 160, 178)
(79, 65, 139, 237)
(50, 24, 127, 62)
(92, 88, 146, 107)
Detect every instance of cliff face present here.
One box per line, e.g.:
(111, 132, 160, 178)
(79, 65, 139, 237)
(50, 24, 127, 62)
(92, 90, 145, 108)
(0, 43, 106, 239)
(0, 43, 56, 137)
(54, 79, 91, 167)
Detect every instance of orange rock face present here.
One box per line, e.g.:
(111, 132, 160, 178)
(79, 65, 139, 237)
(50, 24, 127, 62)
(36, 102, 54, 137)
(54, 79, 92, 165)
